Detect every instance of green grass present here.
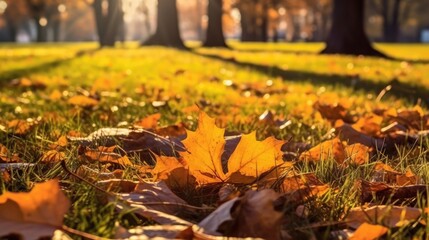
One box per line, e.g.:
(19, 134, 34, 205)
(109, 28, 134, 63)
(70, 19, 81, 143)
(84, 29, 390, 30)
(0, 42, 429, 238)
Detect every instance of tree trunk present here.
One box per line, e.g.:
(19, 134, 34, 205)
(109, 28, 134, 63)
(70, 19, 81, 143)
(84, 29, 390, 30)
(52, 19, 61, 42)
(35, 18, 47, 42)
(104, 0, 122, 46)
(93, 0, 124, 47)
(321, 0, 385, 57)
(203, 0, 228, 47)
(93, 0, 106, 46)
(142, 0, 185, 49)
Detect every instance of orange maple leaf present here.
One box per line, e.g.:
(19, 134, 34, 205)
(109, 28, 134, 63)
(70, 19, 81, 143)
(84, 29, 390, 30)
(154, 112, 286, 185)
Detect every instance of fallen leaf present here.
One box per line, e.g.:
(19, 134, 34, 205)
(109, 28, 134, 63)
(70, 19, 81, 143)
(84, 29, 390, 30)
(199, 189, 283, 239)
(227, 132, 284, 184)
(178, 112, 285, 184)
(152, 155, 196, 189)
(299, 138, 346, 163)
(349, 222, 388, 240)
(118, 181, 190, 214)
(134, 113, 162, 129)
(181, 112, 226, 182)
(0, 144, 21, 163)
(40, 150, 65, 163)
(345, 143, 371, 165)
(68, 95, 99, 107)
(0, 179, 70, 239)
(346, 205, 421, 229)
(80, 146, 133, 167)
(358, 180, 427, 203)
(7, 120, 33, 135)
(49, 136, 68, 150)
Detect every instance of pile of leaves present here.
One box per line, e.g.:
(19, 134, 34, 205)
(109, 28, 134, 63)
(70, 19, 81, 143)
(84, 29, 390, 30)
(1, 100, 429, 239)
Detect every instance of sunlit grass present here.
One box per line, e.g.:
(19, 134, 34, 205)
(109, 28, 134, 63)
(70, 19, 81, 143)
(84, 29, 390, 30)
(0, 42, 428, 238)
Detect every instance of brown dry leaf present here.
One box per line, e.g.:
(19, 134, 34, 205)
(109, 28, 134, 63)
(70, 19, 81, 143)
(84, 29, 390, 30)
(10, 77, 47, 90)
(358, 180, 427, 203)
(49, 136, 68, 150)
(81, 146, 133, 167)
(345, 143, 371, 165)
(396, 168, 421, 186)
(0, 144, 21, 163)
(118, 181, 189, 214)
(40, 150, 65, 163)
(7, 120, 32, 135)
(346, 205, 421, 229)
(199, 189, 283, 239)
(349, 222, 388, 240)
(313, 99, 349, 121)
(335, 122, 379, 148)
(281, 173, 330, 202)
(372, 162, 401, 184)
(0, 179, 70, 239)
(134, 113, 162, 129)
(68, 95, 99, 107)
(299, 138, 346, 164)
(352, 115, 383, 137)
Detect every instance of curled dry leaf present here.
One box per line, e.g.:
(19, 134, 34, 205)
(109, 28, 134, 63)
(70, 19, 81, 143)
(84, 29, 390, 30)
(199, 189, 284, 240)
(119, 181, 190, 215)
(0, 179, 70, 239)
(346, 205, 421, 229)
(358, 180, 427, 204)
(349, 222, 388, 240)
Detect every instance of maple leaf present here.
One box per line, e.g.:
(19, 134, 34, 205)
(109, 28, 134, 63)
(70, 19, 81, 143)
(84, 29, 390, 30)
(227, 132, 284, 183)
(160, 112, 286, 185)
(180, 112, 226, 182)
(0, 179, 70, 239)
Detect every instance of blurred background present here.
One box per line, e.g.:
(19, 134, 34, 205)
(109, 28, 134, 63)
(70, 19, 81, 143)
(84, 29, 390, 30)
(0, 0, 428, 44)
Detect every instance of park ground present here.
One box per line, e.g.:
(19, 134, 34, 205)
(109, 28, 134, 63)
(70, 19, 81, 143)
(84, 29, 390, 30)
(1, 42, 429, 238)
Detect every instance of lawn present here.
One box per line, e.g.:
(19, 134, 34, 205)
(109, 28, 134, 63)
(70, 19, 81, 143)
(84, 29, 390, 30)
(1, 42, 429, 239)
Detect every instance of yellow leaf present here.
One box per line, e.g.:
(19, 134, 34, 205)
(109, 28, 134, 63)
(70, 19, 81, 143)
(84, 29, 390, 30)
(181, 112, 226, 183)
(152, 155, 196, 188)
(227, 132, 284, 184)
(345, 143, 370, 165)
(350, 223, 388, 240)
(68, 95, 99, 107)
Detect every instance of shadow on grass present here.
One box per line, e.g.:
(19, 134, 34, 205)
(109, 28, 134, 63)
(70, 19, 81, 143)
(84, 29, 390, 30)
(227, 47, 429, 65)
(191, 50, 429, 106)
(0, 48, 99, 86)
